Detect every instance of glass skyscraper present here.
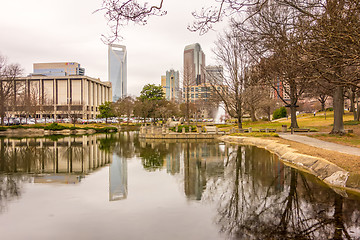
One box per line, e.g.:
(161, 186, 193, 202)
(108, 44, 127, 101)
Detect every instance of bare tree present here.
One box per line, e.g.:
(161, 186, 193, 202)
(306, 0, 360, 134)
(113, 96, 135, 125)
(26, 84, 42, 124)
(65, 101, 83, 127)
(210, 30, 250, 129)
(182, 64, 197, 125)
(96, 0, 166, 42)
(0, 55, 22, 126)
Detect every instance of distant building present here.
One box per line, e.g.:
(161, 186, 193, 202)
(184, 43, 206, 86)
(161, 69, 180, 101)
(7, 75, 112, 119)
(161, 75, 166, 96)
(108, 44, 127, 101)
(33, 62, 85, 76)
(205, 65, 223, 84)
(270, 78, 290, 101)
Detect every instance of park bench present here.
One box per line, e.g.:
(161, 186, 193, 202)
(204, 126, 218, 134)
(293, 128, 310, 132)
(238, 128, 250, 133)
(204, 126, 225, 134)
(259, 128, 276, 133)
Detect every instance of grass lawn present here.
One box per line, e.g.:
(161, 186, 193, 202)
(221, 111, 360, 148)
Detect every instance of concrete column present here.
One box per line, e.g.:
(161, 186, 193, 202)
(54, 78, 57, 119)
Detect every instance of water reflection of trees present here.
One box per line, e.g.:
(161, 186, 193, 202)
(137, 139, 180, 171)
(211, 145, 360, 240)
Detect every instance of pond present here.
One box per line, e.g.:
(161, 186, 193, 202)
(0, 132, 359, 240)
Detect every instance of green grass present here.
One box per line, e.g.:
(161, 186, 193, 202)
(230, 132, 279, 138)
(344, 120, 360, 125)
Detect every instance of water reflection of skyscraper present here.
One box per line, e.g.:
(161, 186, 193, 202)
(109, 155, 128, 201)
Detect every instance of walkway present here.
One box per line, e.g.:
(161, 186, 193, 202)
(278, 133, 360, 157)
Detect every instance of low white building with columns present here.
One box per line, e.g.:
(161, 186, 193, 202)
(10, 75, 112, 119)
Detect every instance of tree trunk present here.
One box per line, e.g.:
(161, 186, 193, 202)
(290, 106, 299, 128)
(331, 86, 345, 135)
(353, 94, 357, 121)
(250, 106, 256, 122)
(0, 108, 4, 126)
(349, 90, 355, 112)
(237, 114, 242, 129)
(320, 100, 326, 111)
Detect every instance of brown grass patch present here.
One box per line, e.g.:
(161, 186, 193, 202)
(269, 137, 360, 174)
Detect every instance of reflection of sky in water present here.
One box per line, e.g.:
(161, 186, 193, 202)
(0, 133, 359, 240)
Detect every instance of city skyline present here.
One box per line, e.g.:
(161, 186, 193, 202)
(0, 0, 227, 97)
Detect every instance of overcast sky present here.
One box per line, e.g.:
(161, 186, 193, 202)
(0, 0, 228, 96)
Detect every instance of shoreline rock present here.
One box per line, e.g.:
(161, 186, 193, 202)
(219, 135, 360, 195)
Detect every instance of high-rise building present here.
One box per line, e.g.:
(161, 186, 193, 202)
(184, 43, 206, 86)
(161, 69, 180, 101)
(108, 44, 127, 101)
(33, 62, 85, 76)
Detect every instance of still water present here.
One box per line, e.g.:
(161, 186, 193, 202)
(0, 132, 359, 240)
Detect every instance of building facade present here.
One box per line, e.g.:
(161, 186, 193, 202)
(161, 69, 180, 101)
(270, 78, 290, 101)
(205, 65, 223, 84)
(184, 43, 206, 86)
(33, 62, 85, 76)
(108, 44, 127, 101)
(8, 75, 112, 119)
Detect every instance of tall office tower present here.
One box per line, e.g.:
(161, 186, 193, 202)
(33, 62, 85, 76)
(161, 69, 180, 101)
(205, 65, 223, 84)
(184, 43, 206, 85)
(108, 44, 127, 102)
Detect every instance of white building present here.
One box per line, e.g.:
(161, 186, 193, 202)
(9, 75, 112, 119)
(108, 44, 127, 101)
